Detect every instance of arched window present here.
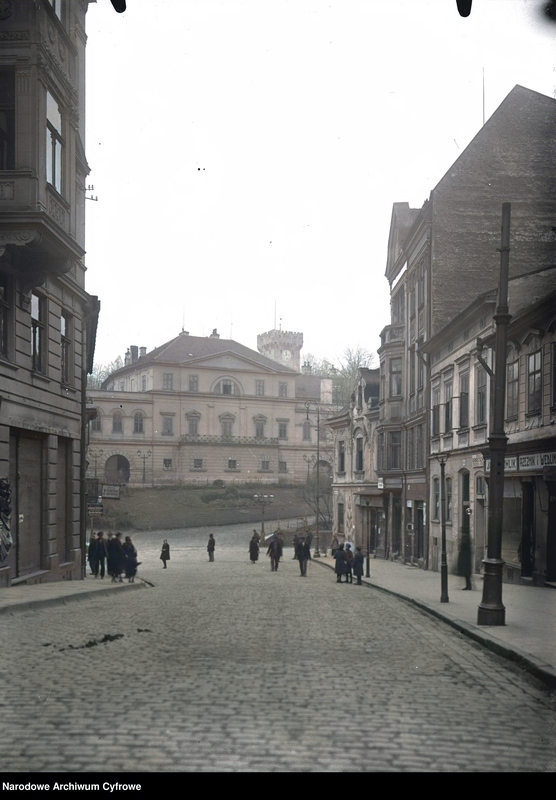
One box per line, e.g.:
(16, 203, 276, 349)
(133, 412, 144, 434)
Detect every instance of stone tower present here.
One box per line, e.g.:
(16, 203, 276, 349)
(257, 329, 303, 372)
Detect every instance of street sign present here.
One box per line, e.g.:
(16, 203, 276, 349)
(87, 504, 103, 517)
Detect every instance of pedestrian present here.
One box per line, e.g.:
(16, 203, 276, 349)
(353, 546, 364, 585)
(458, 528, 473, 590)
(207, 533, 215, 562)
(252, 529, 261, 544)
(160, 539, 170, 568)
(292, 532, 300, 559)
(334, 543, 346, 584)
(249, 534, 259, 564)
(123, 535, 139, 582)
(106, 532, 118, 581)
(344, 543, 354, 584)
(87, 531, 97, 576)
(111, 531, 126, 582)
(295, 536, 311, 577)
(92, 531, 107, 579)
(330, 534, 339, 557)
(266, 537, 281, 572)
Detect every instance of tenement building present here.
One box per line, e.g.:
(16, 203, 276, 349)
(0, 1, 99, 586)
(375, 85, 556, 574)
(87, 329, 333, 488)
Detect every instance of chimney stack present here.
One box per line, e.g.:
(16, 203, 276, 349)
(130, 345, 138, 363)
(139, 347, 147, 358)
(210, 328, 220, 338)
(124, 349, 131, 366)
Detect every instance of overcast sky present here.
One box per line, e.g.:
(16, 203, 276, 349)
(84, 0, 556, 369)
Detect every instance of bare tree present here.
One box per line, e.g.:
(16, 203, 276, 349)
(304, 346, 376, 408)
(87, 356, 124, 389)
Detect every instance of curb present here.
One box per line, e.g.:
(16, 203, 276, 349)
(0, 579, 150, 618)
(314, 559, 556, 689)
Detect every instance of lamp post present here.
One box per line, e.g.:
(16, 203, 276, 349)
(305, 401, 321, 558)
(137, 449, 151, 485)
(436, 454, 449, 603)
(253, 493, 274, 538)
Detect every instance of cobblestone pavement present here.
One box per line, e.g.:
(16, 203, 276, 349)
(1, 525, 554, 772)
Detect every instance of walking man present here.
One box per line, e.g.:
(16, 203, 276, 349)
(295, 537, 311, 577)
(266, 537, 281, 572)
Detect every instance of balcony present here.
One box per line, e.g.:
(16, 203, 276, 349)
(181, 434, 280, 446)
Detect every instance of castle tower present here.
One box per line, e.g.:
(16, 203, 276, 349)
(257, 329, 303, 372)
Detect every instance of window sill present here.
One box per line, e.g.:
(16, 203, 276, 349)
(0, 358, 18, 372)
(31, 371, 50, 384)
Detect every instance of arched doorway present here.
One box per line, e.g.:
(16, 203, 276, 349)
(104, 455, 130, 485)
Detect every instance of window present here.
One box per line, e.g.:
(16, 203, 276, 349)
(459, 373, 469, 428)
(256, 380, 265, 396)
(112, 412, 123, 433)
(278, 422, 288, 440)
(193, 458, 203, 470)
(527, 351, 542, 413)
(416, 424, 423, 469)
(444, 381, 453, 432)
(163, 459, 173, 470)
(476, 367, 487, 424)
(432, 386, 440, 436)
(338, 440, 345, 472)
(141, 375, 147, 391)
(162, 416, 173, 436)
(476, 476, 485, 497)
(60, 312, 71, 384)
(279, 382, 288, 398)
(433, 477, 440, 520)
(390, 358, 402, 397)
(355, 437, 364, 472)
(91, 413, 102, 433)
(46, 91, 63, 194)
(162, 373, 173, 390)
(119, 381, 125, 391)
(278, 460, 287, 473)
(338, 502, 345, 533)
(189, 375, 198, 392)
(261, 459, 270, 471)
(0, 272, 11, 358)
(222, 379, 233, 395)
(377, 434, 384, 472)
(506, 360, 519, 418)
(228, 458, 238, 470)
(0, 70, 15, 171)
(188, 416, 199, 435)
(255, 421, 265, 439)
(407, 427, 415, 470)
(31, 293, 45, 373)
(392, 290, 404, 325)
(221, 419, 233, 438)
(389, 431, 401, 469)
(302, 421, 311, 442)
(133, 413, 144, 434)
(445, 477, 452, 522)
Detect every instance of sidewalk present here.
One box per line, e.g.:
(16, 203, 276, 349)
(0, 575, 148, 617)
(315, 554, 556, 688)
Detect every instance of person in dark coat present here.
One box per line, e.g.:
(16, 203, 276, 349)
(106, 532, 118, 580)
(295, 537, 311, 577)
(249, 535, 259, 564)
(207, 533, 215, 562)
(123, 535, 139, 582)
(353, 546, 365, 585)
(87, 532, 97, 576)
(266, 537, 281, 571)
(344, 543, 354, 584)
(160, 539, 170, 568)
(334, 543, 346, 583)
(92, 531, 107, 579)
(292, 532, 300, 559)
(111, 531, 126, 583)
(458, 529, 472, 590)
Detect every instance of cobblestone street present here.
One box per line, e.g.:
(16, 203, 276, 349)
(1, 525, 554, 773)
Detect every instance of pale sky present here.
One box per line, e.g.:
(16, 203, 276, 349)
(84, 0, 556, 369)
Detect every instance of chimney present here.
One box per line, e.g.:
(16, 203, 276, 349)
(210, 328, 220, 338)
(130, 345, 138, 363)
(124, 349, 131, 366)
(179, 329, 189, 336)
(139, 347, 147, 358)
(302, 361, 313, 375)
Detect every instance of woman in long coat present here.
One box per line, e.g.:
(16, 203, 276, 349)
(249, 535, 259, 564)
(353, 546, 365, 585)
(334, 543, 346, 583)
(160, 539, 170, 569)
(123, 535, 139, 582)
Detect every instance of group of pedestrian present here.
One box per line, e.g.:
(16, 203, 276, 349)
(88, 531, 140, 583)
(334, 542, 364, 585)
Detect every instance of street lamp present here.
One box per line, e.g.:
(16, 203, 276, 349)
(436, 453, 450, 603)
(305, 401, 321, 558)
(137, 449, 151, 485)
(253, 493, 274, 538)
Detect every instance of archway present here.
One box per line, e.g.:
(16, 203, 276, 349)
(104, 455, 130, 485)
